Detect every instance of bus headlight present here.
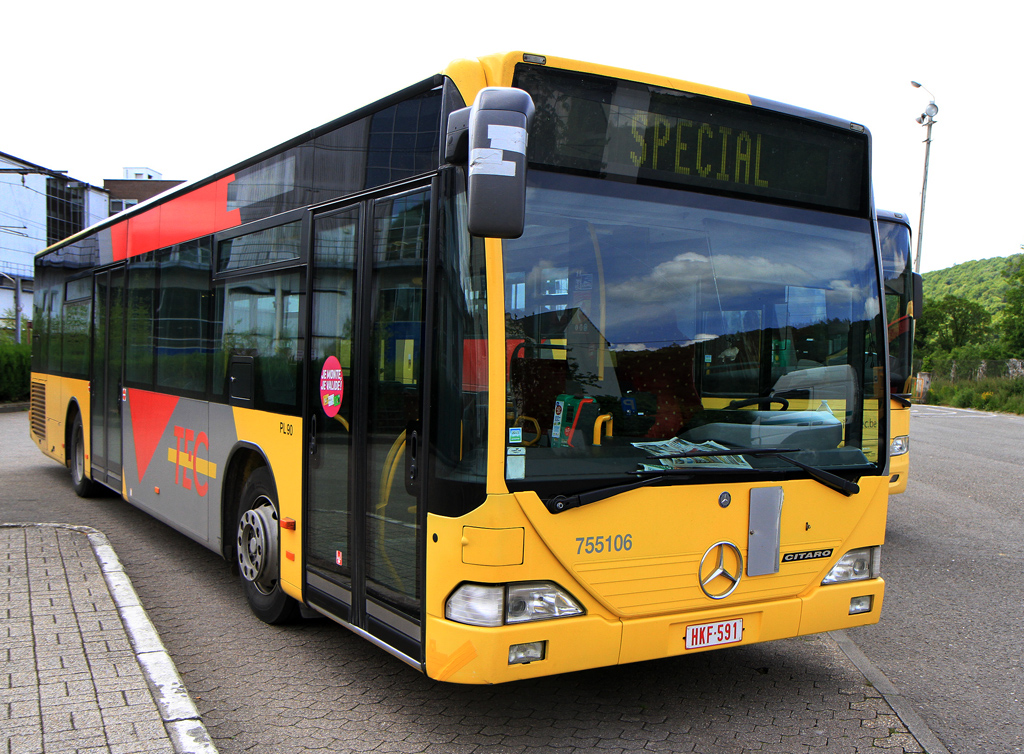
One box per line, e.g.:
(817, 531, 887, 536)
(890, 436, 909, 456)
(445, 584, 504, 626)
(505, 582, 585, 624)
(822, 547, 880, 585)
(445, 582, 585, 627)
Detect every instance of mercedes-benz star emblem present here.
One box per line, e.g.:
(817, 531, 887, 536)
(698, 541, 743, 600)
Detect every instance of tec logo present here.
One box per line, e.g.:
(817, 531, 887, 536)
(167, 426, 217, 497)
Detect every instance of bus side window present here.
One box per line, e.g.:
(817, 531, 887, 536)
(214, 270, 304, 414)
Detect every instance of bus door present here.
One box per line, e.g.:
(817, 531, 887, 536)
(91, 267, 125, 490)
(305, 184, 432, 662)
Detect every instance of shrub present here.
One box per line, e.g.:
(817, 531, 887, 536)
(924, 374, 1024, 414)
(951, 387, 978, 408)
(0, 341, 30, 402)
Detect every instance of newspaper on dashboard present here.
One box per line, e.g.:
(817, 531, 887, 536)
(632, 437, 752, 470)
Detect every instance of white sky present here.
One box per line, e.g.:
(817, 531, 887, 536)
(5, 1, 1020, 274)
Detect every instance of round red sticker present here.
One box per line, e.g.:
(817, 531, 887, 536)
(320, 356, 344, 417)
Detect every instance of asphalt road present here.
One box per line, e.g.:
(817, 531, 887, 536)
(2, 407, 936, 754)
(849, 403, 1024, 754)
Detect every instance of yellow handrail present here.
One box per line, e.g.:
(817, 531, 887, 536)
(375, 430, 407, 591)
(514, 415, 541, 446)
(593, 414, 614, 445)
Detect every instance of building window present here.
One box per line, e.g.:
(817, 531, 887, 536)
(110, 199, 138, 215)
(46, 179, 85, 246)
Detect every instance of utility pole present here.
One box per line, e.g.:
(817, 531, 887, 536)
(911, 81, 938, 274)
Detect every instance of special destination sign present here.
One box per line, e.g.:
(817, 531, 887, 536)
(515, 65, 868, 213)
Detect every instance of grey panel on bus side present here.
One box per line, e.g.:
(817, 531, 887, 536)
(207, 403, 245, 549)
(121, 394, 238, 552)
(747, 487, 784, 577)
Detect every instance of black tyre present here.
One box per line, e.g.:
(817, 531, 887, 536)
(235, 466, 299, 624)
(69, 413, 97, 498)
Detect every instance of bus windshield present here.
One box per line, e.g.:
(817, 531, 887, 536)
(503, 171, 884, 488)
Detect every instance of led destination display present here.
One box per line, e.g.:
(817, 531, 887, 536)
(515, 65, 869, 213)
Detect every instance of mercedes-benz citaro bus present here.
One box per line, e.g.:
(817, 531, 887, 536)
(877, 210, 922, 494)
(31, 52, 891, 684)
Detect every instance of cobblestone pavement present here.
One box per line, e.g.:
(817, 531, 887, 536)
(184, 627, 928, 754)
(1, 408, 937, 754)
(0, 523, 214, 754)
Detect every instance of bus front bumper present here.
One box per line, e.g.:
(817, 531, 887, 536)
(425, 578, 884, 683)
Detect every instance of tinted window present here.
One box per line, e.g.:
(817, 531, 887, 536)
(125, 253, 157, 387)
(225, 88, 442, 225)
(46, 277, 61, 370)
(31, 266, 60, 373)
(61, 291, 90, 378)
(155, 239, 212, 393)
(214, 270, 304, 413)
(428, 176, 489, 516)
(218, 221, 301, 272)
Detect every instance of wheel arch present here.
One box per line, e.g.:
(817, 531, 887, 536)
(219, 442, 275, 561)
(64, 398, 85, 468)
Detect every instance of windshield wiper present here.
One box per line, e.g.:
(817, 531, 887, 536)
(544, 447, 859, 514)
(546, 473, 691, 514)
(637, 447, 860, 497)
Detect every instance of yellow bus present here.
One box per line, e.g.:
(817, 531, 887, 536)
(878, 210, 921, 494)
(31, 52, 891, 684)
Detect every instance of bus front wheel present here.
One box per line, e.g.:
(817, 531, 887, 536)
(235, 467, 299, 624)
(69, 413, 96, 498)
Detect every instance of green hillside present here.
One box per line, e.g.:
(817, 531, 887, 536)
(922, 254, 1023, 317)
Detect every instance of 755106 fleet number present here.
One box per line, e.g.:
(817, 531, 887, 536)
(576, 534, 632, 555)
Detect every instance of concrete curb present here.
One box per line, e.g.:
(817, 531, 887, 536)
(0, 401, 29, 413)
(830, 630, 952, 754)
(3, 522, 219, 754)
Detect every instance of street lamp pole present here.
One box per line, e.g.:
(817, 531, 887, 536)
(911, 81, 938, 274)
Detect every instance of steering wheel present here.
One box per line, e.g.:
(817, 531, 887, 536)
(726, 395, 790, 410)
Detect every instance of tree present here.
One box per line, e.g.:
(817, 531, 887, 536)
(1001, 254, 1024, 356)
(0, 307, 30, 345)
(920, 295, 992, 353)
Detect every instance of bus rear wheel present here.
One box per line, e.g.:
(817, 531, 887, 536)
(235, 467, 299, 624)
(69, 413, 96, 498)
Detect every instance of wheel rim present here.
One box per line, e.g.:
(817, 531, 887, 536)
(236, 496, 280, 595)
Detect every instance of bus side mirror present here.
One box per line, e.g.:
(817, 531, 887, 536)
(445, 87, 535, 239)
(912, 272, 923, 318)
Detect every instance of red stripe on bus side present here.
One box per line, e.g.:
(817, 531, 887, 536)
(111, 221, 128, 262)
(116, 175, 242, 261)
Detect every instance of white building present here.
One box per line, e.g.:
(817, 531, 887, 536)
(122, 167, 162, 180)
(0, 150, 108, 337)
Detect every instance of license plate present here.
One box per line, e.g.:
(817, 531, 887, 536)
(685, 618, 743, 650)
